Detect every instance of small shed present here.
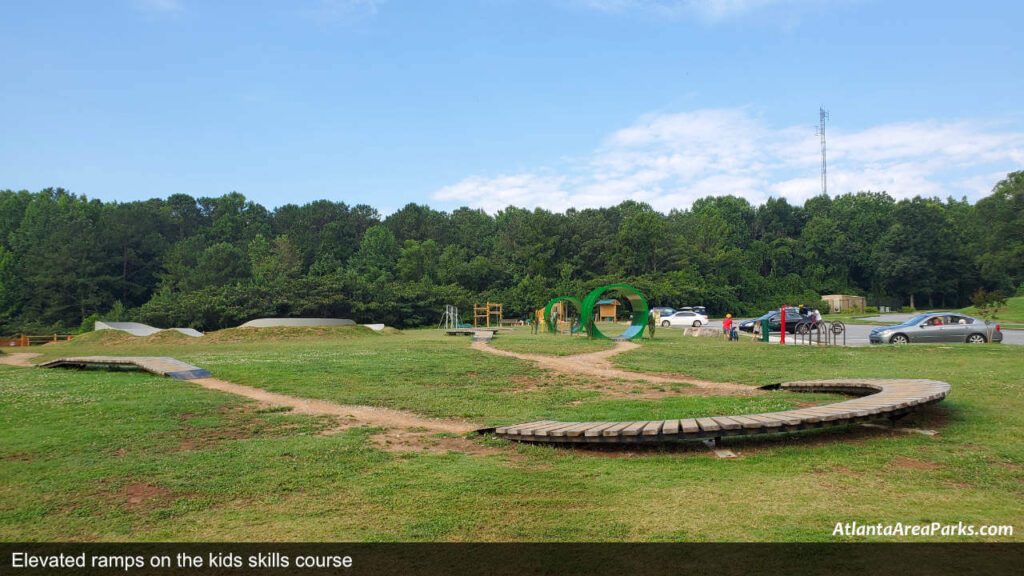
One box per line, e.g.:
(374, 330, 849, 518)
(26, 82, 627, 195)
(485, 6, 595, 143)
(821, 294, 866, 313)
(595, 299, 620, 321)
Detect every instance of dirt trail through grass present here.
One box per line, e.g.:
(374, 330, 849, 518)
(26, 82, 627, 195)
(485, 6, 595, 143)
(0, 352, 39, 367)
(473, 340, 756, 396)
(189, 378, 477, 433)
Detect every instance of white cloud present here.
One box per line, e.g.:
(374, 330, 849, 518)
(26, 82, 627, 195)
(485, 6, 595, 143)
(432, 108, 1024, 213)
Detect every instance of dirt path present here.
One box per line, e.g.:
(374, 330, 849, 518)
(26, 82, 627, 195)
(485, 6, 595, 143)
(189, 378, 476, 434)
(473, 341, 756, 396)
(0, 352, 40, 367)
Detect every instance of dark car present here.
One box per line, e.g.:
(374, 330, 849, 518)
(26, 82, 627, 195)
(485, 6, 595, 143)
(869, 312, 1003, 344)
(738, 307, 818, 333)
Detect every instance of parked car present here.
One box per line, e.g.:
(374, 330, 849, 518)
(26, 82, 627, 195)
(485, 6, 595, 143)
(660, 310, 709, 328)
(869, 313, 1002, 344)
(677, 306, 707, 315)
(737, 307, 818, 333)
(650, 307, 676, 319)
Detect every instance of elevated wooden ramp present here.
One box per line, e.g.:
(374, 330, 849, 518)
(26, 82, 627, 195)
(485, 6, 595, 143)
(494, 378, 951, 444)
(37, 356, 212, 380)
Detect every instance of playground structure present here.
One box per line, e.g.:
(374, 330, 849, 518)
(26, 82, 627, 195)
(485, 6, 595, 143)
(494, 378, 950, 444)
(543, 296, 582, 335)
(239, 318, 355, 328)
(38, 356, 212, 380)
(539, 285, 650, 341)
(95, 321, 203, 337)
(473, 302, 503, 328)
(438, 305, 462, 330)
(30, 337, 954, 450)
(581, 284, 649, 341)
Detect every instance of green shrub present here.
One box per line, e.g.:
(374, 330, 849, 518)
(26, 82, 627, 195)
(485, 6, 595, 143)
(864, 306, 879, 314)
(77, 313, 100, 334)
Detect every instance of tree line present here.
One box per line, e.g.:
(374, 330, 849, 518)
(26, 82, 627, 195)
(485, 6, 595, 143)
(0, 171, 1021, 333)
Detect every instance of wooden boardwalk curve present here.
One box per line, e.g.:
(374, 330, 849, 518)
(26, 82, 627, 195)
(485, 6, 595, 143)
(37, 356, 212, 380)
(494, 378, 951, 444)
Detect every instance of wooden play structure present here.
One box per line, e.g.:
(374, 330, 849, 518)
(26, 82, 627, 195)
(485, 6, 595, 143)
(473, 302, 503, 328)
(594, 299, 620, 322)
(494, 378, 951, 444)
(38, 356, 212, 380)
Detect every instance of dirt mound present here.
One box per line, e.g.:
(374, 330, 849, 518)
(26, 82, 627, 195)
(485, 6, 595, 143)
(59, 330, 140, 346)
(144, 330, 193, 343)
(203, 324, 389, 343)
(46, 329, 196, 348)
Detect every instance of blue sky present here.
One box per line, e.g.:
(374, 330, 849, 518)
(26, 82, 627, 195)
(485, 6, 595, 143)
(2, 0, 1022, 213)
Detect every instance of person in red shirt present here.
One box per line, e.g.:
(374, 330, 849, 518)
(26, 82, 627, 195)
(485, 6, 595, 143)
(723, 314, 734, 341)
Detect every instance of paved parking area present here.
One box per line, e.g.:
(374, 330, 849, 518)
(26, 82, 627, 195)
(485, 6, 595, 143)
(688, 318, 1022, 346)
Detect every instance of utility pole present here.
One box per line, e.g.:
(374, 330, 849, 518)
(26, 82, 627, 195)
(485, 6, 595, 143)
(816, 107, 829, 196)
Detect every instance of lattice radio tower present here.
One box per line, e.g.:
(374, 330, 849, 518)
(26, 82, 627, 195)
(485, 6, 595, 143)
(816, 107, 829, 196)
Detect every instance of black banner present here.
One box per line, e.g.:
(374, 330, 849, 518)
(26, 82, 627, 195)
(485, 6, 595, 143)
(0, 543, 1021, 576)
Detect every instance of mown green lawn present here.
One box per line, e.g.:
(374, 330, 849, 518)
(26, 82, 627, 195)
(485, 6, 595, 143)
(1, 327, 1021, 541)
(959, 295, 1024, 328)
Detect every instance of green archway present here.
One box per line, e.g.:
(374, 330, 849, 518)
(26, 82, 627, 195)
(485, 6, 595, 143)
(580, 284, 649, 340)
(543, 296, 583, 334)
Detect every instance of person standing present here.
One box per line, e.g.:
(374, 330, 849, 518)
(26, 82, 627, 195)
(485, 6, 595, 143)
(723, 314, 734, 341)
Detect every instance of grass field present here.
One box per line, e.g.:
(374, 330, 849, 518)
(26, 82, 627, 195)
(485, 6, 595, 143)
(959, 296, 1024, 328)
(1, 326, 1021, 541)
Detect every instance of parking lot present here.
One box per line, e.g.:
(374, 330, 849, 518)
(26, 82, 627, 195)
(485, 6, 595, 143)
(695, 315, 1024, 346)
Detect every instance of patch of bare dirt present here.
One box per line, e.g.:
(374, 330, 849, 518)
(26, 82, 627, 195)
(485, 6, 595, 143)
(188, 378, 477, 434)
(473, 341, 757, 397)
(100, 482, 172, 509)
(3, 451, 34, 463)
(891, 457, 940, 470)
(166, 404, 328, 452)
(369, 429, 505, 456)
(0, 352, 40, 367)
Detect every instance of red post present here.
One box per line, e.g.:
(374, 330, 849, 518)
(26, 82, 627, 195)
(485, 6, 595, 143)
(780, 307, 786, 344)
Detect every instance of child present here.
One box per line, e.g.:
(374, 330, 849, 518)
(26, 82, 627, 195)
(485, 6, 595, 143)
(723, 314, 733, 341)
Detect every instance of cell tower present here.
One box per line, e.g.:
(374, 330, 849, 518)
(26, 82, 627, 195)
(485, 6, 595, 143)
(816, 107, 829, 196)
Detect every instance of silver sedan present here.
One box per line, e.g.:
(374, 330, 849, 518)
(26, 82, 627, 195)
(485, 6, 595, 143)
(869, 312, 1004, 344)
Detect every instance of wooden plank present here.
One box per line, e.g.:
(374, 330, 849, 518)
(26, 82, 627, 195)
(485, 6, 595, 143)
(679, 419, 700, 434)
(710, 416, 743, 430)
(503, 420, 554, 435)
(641, 421, 665, 436)
(601, 422, 636, 437)
(661, 419, 680, 436)
(621, 421, 649, 436)
(695, 418, 721, 433)
(520, 422, 576, 437)
(560, 422, 610, 437)
(778, 410, 823, 424)
(727, 415, 765, 430)
(585, 422, 624, 437)
(534, 422, 581, 437)
(745, 414, 789, 427)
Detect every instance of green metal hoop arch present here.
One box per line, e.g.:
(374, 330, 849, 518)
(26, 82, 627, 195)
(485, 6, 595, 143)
(543, 296, 583, 334)
(580, 284, 649, 340)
